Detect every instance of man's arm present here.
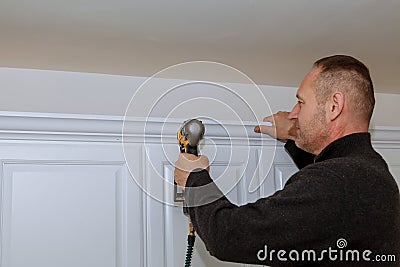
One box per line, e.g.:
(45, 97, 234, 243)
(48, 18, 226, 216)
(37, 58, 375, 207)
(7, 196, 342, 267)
(184, 168, 342, 265)
(284, 140, 315, 169)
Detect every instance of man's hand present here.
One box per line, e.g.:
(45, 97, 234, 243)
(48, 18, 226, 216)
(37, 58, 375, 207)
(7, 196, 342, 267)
(174, 153, 210, 187)
(254, 111, 297, 142)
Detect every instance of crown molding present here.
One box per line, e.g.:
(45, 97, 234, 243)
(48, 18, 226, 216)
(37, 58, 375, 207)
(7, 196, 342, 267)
(0, 111, 398, 148)
(0, 111, 274, 145)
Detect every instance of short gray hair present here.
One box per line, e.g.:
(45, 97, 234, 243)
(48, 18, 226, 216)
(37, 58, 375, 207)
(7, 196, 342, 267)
(313, 55, 375, 122)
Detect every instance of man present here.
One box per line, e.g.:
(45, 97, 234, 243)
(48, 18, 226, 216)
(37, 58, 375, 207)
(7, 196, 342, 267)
(174, 55, 400, 266)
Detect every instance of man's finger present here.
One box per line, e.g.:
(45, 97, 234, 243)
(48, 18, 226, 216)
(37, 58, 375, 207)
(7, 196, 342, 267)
(256, 125, 276, 137)
(255, 120, 273, 132)
(263, 116, 274, 122)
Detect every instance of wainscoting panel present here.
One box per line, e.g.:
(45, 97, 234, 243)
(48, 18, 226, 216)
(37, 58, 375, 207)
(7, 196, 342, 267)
(0, 112, 398, 267)
(1, 162, 126, 267)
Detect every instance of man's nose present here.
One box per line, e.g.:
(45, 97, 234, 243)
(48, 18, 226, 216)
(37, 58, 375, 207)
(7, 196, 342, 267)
(288, 103, 299, 119)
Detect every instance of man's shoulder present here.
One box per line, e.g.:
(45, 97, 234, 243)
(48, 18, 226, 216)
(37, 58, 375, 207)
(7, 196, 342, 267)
(286, 154, 399, 200)
(286, 155, 394, 189)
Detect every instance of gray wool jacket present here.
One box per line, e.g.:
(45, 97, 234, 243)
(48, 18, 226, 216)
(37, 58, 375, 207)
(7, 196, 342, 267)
(185, 133, 400, 266)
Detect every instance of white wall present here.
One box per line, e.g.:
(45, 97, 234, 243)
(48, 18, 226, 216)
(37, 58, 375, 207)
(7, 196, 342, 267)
(0, 68, 399, 127)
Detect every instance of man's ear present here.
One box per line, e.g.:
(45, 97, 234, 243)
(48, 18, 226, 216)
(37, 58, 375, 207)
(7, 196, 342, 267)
(328, 92, 344, 121)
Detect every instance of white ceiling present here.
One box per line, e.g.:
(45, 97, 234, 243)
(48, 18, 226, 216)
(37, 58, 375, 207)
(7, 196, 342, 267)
(1, 0, 399, 93)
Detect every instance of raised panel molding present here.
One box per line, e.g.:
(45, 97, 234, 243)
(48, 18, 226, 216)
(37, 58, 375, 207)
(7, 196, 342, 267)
(0, 161, 128, 267)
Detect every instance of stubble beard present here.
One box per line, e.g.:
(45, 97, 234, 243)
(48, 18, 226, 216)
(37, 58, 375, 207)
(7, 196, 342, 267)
(295, 107, 329, 155)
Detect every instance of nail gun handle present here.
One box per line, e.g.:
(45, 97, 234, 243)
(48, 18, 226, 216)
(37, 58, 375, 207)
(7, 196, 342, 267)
(174, 144, 198, 203)
(181, 145, 198, 216)
(184, 145, 198, 156)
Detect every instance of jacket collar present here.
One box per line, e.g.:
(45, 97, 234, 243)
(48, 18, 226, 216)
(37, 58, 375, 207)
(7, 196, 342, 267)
(314, 132, 372, 163)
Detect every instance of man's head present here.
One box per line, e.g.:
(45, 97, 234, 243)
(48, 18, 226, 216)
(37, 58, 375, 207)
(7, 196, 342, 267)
(289, 55, 375, 154)
(313, 55, 375, 122)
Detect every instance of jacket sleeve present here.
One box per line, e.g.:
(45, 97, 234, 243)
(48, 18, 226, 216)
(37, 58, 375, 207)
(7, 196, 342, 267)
(284, 140, 315, 169)
(184, 168, 343, 266)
